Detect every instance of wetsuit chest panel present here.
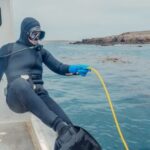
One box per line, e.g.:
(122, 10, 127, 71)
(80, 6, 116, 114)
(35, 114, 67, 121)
(5, 44, 43, 83)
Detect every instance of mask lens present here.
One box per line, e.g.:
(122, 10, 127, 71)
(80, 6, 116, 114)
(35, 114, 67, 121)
(29, 31, 41, 40)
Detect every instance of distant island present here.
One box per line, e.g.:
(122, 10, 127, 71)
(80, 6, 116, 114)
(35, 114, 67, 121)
(72, 31, 150, 46)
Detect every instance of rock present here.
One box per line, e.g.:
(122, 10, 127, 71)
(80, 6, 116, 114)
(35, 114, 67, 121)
(72, 31, 150, 46)
(101, 57, 131, 64)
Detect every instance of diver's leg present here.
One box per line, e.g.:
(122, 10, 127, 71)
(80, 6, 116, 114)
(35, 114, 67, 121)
(37, 89, 72, 125)
(9, 78, 66, 131)
(6, 85, 28, 113)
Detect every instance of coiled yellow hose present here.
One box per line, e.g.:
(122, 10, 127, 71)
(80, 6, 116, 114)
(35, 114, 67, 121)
(88, 67, 129, 150)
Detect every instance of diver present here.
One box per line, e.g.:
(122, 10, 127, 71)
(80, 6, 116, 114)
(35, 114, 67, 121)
(0, 17, 102, 150)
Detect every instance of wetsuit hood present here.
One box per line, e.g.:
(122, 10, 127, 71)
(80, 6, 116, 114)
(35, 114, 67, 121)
(18, 17, 45, 46)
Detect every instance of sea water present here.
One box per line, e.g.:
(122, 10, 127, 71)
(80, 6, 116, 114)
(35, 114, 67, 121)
(43, 41, 150, 150)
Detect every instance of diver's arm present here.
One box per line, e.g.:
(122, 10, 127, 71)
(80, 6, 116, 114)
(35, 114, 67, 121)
(0, 58, 7, 81)
(42, 49, 71, 75)
(0, 44, 10, 81)
(0, 70, 4, 81)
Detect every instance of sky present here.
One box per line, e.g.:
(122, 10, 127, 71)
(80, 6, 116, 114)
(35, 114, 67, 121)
(13, 0, 150, 40)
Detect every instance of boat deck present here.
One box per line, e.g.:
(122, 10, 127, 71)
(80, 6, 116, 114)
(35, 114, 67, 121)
(0, 78, 57, 150)
(0, 122, 36, 150)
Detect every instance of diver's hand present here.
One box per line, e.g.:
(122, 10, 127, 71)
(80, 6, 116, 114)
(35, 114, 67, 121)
(69, 64, 90, 76)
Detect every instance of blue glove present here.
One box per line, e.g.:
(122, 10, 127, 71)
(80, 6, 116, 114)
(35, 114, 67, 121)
(69, 64, 90, 76)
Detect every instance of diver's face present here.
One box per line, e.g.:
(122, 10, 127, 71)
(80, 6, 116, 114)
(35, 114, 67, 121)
(27, 26, 45, 45)
(28, 38, 39, 45)
(28, 29, 42, 45)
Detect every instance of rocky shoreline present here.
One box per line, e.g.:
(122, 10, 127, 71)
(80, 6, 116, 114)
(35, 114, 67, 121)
(72, 31, 150, 46)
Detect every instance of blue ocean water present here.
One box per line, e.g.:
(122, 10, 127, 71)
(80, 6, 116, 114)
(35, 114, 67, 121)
(43, 42, 150, 150)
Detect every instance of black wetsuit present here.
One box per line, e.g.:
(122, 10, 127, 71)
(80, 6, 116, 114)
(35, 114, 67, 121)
(0, 18, 102, 150)
(0, 17, 72, 131)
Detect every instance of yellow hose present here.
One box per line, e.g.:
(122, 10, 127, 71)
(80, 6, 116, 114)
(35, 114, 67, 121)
(88, 67, 129, 150)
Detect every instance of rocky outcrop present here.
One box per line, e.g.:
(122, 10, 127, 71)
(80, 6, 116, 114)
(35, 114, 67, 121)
(72, 31, 150, 46)
(101, 57, 131, 64)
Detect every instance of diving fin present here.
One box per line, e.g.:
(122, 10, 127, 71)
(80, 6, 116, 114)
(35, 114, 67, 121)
(54, 125, 102, 150)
